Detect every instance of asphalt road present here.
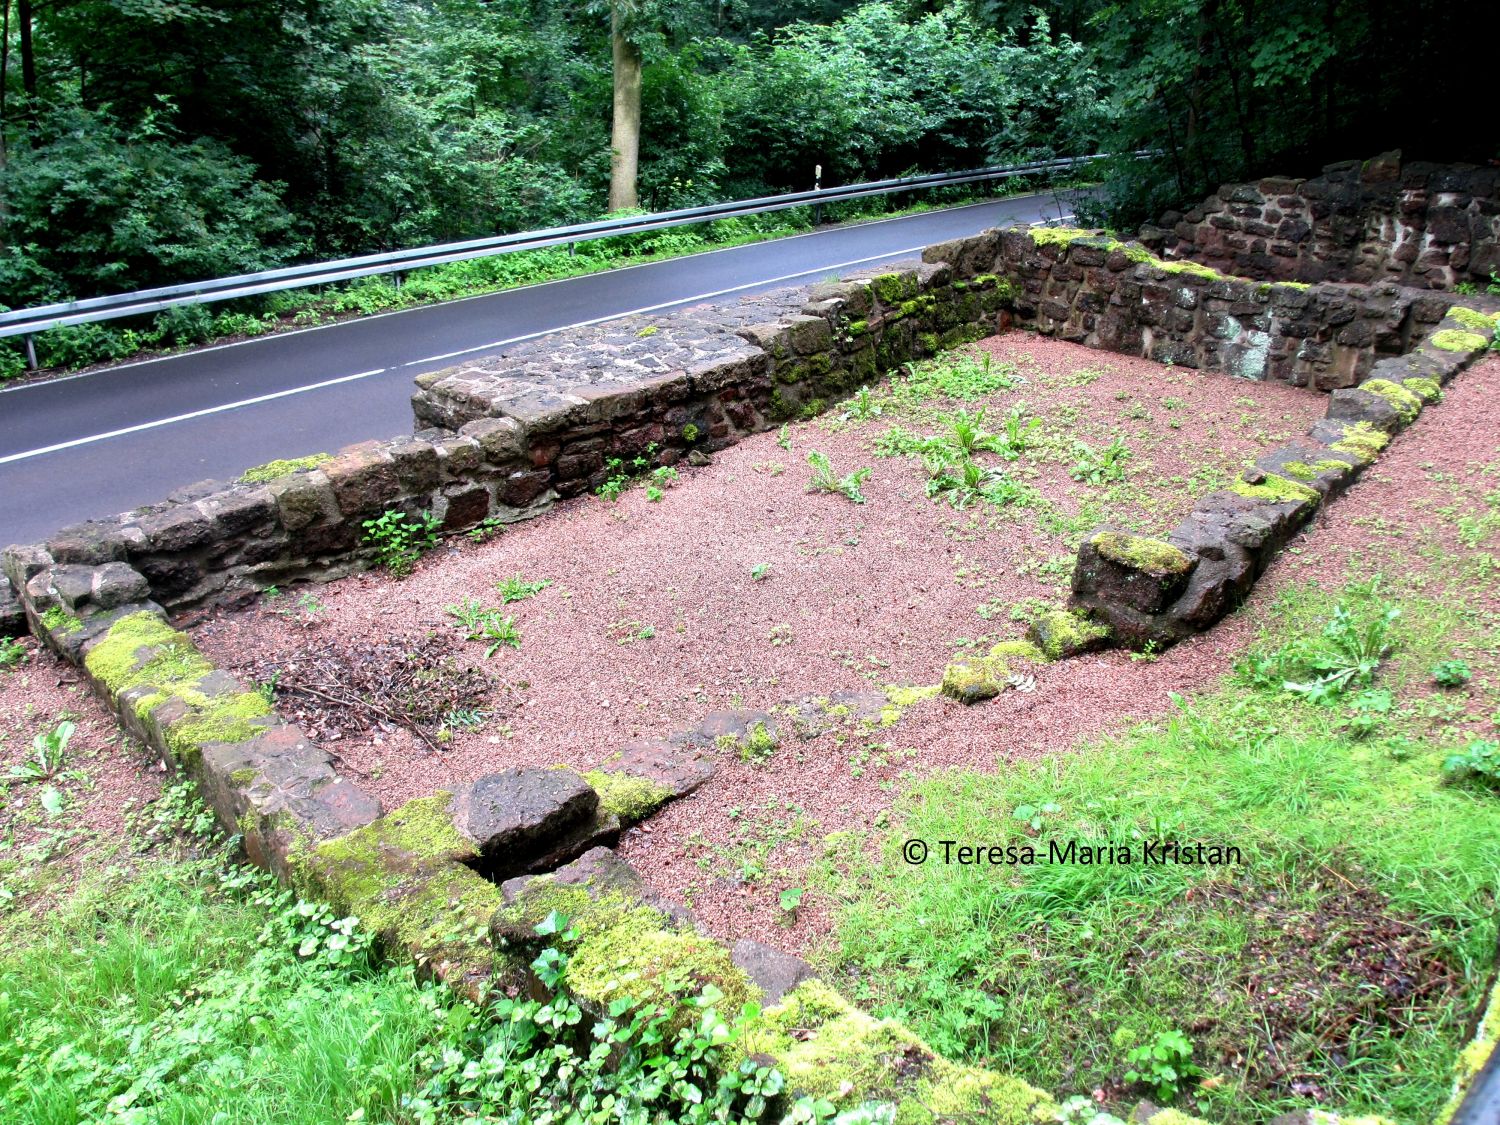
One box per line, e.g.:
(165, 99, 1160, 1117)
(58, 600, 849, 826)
(0, 192, 1076, 546)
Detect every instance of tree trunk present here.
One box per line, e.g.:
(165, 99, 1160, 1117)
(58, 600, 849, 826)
(607, 2, 641, 213)
(17, 0, 35, 103)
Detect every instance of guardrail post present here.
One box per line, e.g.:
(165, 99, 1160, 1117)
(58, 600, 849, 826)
(813, 164, 822, 227)
(24, 335, 38, 371)
(568, 242, 576, 258)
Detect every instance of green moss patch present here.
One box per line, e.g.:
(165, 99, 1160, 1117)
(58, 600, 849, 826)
(583, 770, 674, 822)
(1445, 306, 1498, 333)
(40, 605, 82, 635)
(1028, 609, 1111, 661)
(1359, 378, 1423, 424)
(1092, 531, 1194, 576)
(298, 793, 500, 971)
(743, 980, 1054, 1124)
(1229, 472, 1322, 506)
(1330, 421, 1391, 465)
(940, 656, 1010, 704)
(1430, 329, 1487, 354)
(83, 611, 201, 694)
(239, 453, 332, 483)
(1403, 377, 1442, 404)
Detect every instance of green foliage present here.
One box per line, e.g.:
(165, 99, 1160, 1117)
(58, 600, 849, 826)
(445, 598, 522, 656)
(897, 352, 1017, 403)
(924, 457, 1026, 510)
(0, 637, 28, 670)
(1431, 659, 1473, 689)
(806, 451, 872, 504)
(1239, 598, 1400, 705)
(1444, 740, 1500, 787)
(1069, 437, 1132, 484)
(361, 508, 441, 576)
(1122, 1029, 1201, 1103)
(495, 575, 553, 603)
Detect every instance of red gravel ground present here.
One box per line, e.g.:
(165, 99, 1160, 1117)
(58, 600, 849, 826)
(191, 332, 1332, 947)
(0, 635, 163, 914)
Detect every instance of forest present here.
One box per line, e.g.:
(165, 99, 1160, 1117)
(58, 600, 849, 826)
(0, 0, 1492, 364)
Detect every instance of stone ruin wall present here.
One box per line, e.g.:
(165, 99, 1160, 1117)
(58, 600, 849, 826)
(1144, 151, 1500, 290)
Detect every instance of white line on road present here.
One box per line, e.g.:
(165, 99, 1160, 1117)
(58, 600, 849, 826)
(0, 243, 938, 465)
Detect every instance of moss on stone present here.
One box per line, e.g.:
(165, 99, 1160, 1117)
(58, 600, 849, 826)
(298, 792, 501, 966)
(878, 683, 939, 727)
(870, 273, 912, 305)
(1028, 227, 1098, 249)
(163, 692, 274, 760)
(40, 605, 82, 634)
(1430, 328, 1487, 353)
(940, 657, 1009, 704)
(1027, 610, 1109, 661)
(1281, 460, 1316, 480)
(989, 639, 1048, 664)
(83, 611, 194, 693)
(1229, 472, 1321, 506)
(1155, 258, 1223, 281)
(583, 770, 674, 822)
(1091, 531, 1193, 576)
(239, 452, 332, 483)
(742, 981, 1053, 1124)
(1310, 459, 1353, 475)
(230, 767, 258, 786)
(1403, 376, 1442, 403)
(1359, 378, 1423, 423)
(1330, 421, 1391, 464)
(1446, 305, 1498, 333)
(845, 319, 868, 337)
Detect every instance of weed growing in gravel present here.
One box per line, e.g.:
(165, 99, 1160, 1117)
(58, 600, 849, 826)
(897, 351, 1017, 402)
(0, 637, 27, 669)
(924, 457, 1027, 510)
(445, 598, 521, 656)
(495, 575, 552, 603)
(607, 620, 656, 644)
(750, 563, 772, 581)
(362, 508, 441, 575)
(597, 443, 665, 502)
(466, 516, 506, 543)
(806, 450, 872, 504)
(1069, 437, 1132, 484)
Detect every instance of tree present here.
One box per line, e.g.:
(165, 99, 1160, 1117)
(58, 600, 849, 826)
(609, 0, 643, 211)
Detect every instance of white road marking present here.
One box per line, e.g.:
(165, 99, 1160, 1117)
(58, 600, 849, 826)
(0, 243, 939, 464)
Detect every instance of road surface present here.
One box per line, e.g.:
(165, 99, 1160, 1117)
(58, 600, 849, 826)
(0, 192, 1075, 546)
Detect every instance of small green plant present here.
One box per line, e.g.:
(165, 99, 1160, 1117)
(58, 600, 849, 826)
(1122, 1028, 1201, 1103)
(1070, 437, 1132, 484)
(944, 406, 999, 456)
(597, 444, 663, 501)
(466, 516, 505, 543)
(1340, 687, 1393, 740)
(997, 404, 1040, 458)
(778, 886, 805, 918)
(750, 563, 772, 581)
(445, 599, 521, 656)
(739, 721, 779, 765)
(362, 508, 441, 575)
(843, 386, 884, 422)
(607, 620, 656, 644)
(0, 636, 27, 669)
(768, 624, 794, 646)
(1011, 801, 1060, 833)
(806, 450, 872, 504)
(776, 424, 792, 450)
(682, 423, 700, 442)
(1280, 602, 1400, 704)
(495, 575, 552, 603)
(1445, 738, 1500, 786)
(8, 720, 75, 782)
(1431, 659, 1473, 689)
(924, 457, 1025, 509)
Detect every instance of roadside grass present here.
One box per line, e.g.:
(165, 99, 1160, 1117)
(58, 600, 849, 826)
(0, 788, 446, 1124)
(824, 574, 1500, 1123)
(2, 182, 1077, 382)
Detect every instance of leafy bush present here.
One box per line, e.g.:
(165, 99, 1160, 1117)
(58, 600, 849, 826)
(1122, 1028, 1202, 1103)
(362, 508, 442, 576)
(1431, 659, 1473, 689)
(1444, 739, 1500, 786)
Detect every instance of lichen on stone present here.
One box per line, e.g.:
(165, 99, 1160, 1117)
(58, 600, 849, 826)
(1429, 328, 1487, 353)
(1229, 472, 1321, 506)
(239, 453, 332, 483)
(1359, 378, 1423, 423)
(583, 770, 674, 823)
(1091, 531, 1193, 576)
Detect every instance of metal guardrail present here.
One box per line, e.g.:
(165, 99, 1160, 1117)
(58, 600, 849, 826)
(0, 152, 1123, 359)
